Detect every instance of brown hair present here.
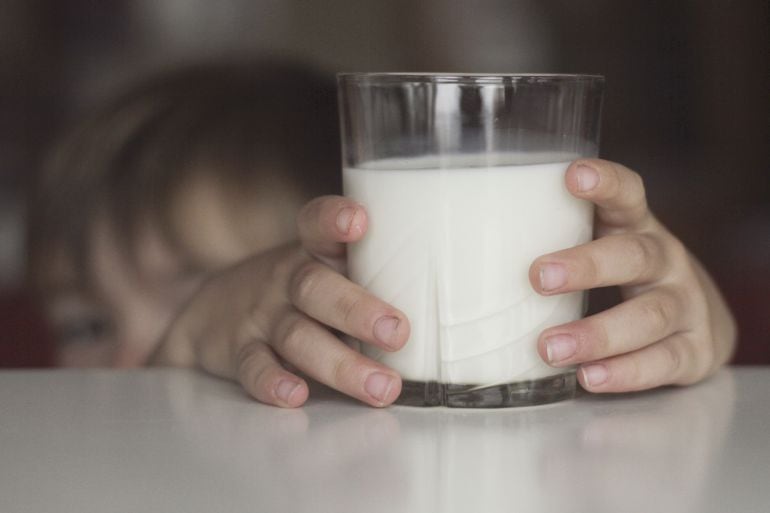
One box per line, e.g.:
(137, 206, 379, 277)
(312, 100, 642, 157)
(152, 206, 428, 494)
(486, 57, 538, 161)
(28, 59, 341, 290)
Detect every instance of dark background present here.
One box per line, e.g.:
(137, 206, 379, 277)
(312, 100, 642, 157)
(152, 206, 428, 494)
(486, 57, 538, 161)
(1, 0, 768, 366)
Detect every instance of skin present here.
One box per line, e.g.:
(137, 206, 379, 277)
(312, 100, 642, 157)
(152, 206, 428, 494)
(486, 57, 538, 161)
(151, 158, 737, 407)
(46, 174, 303, 368)
(529, 160, 736, 391)
(49, 159, 737, 407)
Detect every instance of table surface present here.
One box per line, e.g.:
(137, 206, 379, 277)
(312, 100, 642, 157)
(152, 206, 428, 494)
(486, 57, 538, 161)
(1, 367, 768, 513)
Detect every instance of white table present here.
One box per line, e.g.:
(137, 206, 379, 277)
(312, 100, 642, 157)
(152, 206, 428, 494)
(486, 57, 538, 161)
(1, 367, 768, 513)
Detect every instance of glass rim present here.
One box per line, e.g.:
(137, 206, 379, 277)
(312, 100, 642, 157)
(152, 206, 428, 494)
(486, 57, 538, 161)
(337, 72, 604, 85)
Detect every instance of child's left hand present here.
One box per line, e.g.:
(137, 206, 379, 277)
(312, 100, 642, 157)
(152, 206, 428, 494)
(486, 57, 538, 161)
(528, 158, 737, 392)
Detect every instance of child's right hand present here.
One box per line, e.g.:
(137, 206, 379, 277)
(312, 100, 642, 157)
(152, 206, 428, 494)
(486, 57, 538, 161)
(151, 197, 409, 408)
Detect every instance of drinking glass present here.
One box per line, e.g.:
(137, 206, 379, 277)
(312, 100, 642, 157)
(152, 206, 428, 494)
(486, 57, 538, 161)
(338, 73, 604, 407)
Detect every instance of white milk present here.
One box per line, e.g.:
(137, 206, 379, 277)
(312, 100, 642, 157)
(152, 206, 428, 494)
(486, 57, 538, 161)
(343, 152, 593, 385)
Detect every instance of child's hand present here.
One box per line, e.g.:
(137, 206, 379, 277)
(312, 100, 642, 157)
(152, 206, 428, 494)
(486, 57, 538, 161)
(153, 159, 737, 407)
(529, 159, 737, 393)
(151, 197, 410, 408)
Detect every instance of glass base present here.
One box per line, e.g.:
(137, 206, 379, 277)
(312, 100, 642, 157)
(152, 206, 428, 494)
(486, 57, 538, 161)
(396, 372, 576, 408)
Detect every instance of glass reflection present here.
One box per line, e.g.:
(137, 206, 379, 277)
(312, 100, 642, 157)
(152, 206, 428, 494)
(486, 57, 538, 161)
(163, 370, 734, 513)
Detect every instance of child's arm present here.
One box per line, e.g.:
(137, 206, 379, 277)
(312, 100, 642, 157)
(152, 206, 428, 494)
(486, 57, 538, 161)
(528, 159, 737, 392)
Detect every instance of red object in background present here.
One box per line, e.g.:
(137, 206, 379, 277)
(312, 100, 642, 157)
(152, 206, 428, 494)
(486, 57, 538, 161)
(0, 288, 55, 367)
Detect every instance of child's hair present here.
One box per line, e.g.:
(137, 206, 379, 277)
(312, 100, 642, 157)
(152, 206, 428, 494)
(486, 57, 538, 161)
(27, 59, 341, 290)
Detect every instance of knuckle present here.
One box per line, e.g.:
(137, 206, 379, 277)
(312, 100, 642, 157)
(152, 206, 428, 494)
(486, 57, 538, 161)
(335, 293, 363, 326)
(288, 260, 323, 306)
(626, 171, 648, 214)
(243, 305, 270, 339)
(603, 162, 623, 198)
(580, 249, 602, 285)
(659, 340, 684, 383)
(279, 317, 312, 354)
(627, 234, 658, 282)
(605, 163, 647, 212)
(639, 296, 673, 335)
(625, 355, 645, 389)
(237, 344, 281, 401)
(606, 355, 642, 392)
(236, 343, 266, 381)
(670, 335, 711, 385)
(622, 351, 659, 392)
(330, 354, 359, 388)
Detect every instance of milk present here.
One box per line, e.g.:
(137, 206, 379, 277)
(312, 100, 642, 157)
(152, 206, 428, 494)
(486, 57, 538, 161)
(344, 152, 593, 386)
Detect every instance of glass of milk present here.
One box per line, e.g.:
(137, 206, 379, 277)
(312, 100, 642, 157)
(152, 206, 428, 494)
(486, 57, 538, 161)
(338, 73, 604, 407)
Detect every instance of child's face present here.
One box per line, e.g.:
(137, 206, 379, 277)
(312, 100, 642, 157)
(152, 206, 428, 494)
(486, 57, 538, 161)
(42, 174, 303, 367)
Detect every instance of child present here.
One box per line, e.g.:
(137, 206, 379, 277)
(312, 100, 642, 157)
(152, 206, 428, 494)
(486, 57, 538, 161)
(28, 60, 737, 407)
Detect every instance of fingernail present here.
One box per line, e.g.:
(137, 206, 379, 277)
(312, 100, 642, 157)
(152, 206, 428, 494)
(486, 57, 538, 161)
(539, 263, 567, 291)
(545, 334, 577, 363)
(581, 364, 608, 387)
(336, 207, 355, 234)
(576, 164, 600, 192)
(365, 372, 397, 404)
(374, 316, 400, 349)
(275, 379, 301, 404)
(336, 206, 364, 237)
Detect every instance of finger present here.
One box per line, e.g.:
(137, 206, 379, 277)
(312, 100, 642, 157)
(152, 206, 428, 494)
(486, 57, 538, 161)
(288, 259, 410, 351)
(538, 287, 683, 367)
(235, 340, 309, 408)
(576, 333, 705, 393)
(530, 232, 666, 294)
(297, 195, 368, 259)
(153, 317, 310, 409)
(565, 159, 651, 230)
(270, 310, 402, 407)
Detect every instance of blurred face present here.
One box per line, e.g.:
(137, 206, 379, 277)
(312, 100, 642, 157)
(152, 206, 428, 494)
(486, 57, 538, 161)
(43, 173, 303, 367)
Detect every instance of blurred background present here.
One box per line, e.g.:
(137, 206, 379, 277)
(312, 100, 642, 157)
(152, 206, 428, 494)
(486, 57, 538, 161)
(1, 0, 767, 366)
